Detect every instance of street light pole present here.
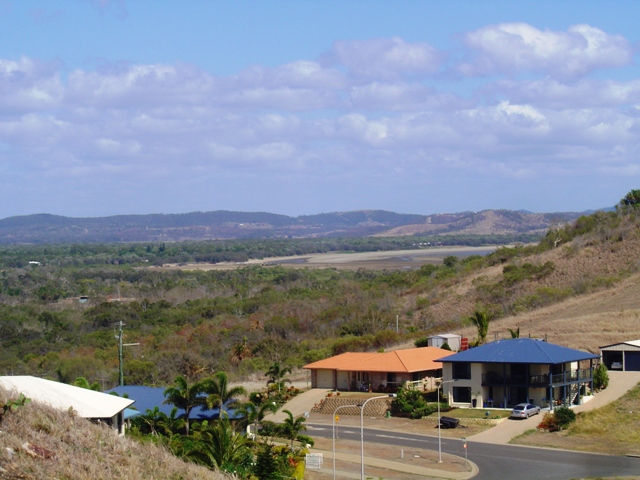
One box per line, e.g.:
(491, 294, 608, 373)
(360, 394, 396, 480)
(332, 404, 360, 480)
(437, 379, 457, 463)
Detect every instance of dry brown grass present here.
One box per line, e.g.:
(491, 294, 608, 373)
(0, 389, 225, 480)
(512, 383, 640, 457)
(454, 273, 640, 354)
(432, 230, 640, 353)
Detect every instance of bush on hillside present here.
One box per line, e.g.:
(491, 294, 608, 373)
(553, 406, 577, 429)
(593, 363, 609, 391)
(414, 337, 428, 348)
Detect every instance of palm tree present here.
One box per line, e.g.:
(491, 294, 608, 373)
(468, 310, 490, 345)
(265, 362, 292, 393)
(509, 326, 520, 339)
(202, 371, 247, 417)
(137, 406, 167, 436)
(238, 400, 278, 442)
(230, 336, 251, 366)
(185, 413, 253, 472)
(163, 375, 207, 435)
(281, 409, 306, 449)
(621, 189, 640, 208)
(157, 407, 186, 437)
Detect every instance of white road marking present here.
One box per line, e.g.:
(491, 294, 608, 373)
(376, 434, 416, 441)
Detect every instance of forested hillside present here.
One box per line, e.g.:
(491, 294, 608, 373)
(0, 209, 581, 244)
(0, 198, 637, 390)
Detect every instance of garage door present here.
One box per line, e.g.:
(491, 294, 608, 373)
(625, 352, 640, 371)
(317, 369, 334, 389)
(337, 371, 349, 390)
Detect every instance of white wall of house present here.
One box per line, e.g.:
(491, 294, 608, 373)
(441, 363, 481, 406)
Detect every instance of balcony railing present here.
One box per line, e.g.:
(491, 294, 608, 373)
(482, 372, 549, 386)
(551, 369, 592, 385)
(482, 369, 592, 387)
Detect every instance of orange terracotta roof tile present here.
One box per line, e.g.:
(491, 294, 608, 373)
(304, 347, 454, 373)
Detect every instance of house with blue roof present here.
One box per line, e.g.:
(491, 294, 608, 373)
(436, 338, 599, 410)
(106, 385, 241, 421)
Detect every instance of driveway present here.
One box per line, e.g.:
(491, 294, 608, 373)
(469, 370, 640, 444)
(266, 388, 328, 423)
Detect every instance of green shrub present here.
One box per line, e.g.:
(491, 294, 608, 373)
(553, 406, 576, 429)
(390, 387, 429, 419)
(414, 337, 428, 348)
(593, 363, 609, 391)
(443, 256, 458, 268)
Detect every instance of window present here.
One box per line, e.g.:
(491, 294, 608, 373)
(453, 387, 472, 403)
(452, 362, 471, 380)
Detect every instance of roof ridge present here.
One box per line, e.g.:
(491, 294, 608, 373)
(532, 338, 554, 363)
(393, 350, 411, 371)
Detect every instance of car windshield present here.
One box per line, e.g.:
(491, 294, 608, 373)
(513, 406, 524, 410)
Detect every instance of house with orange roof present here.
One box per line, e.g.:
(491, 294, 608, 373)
(303, 347, 454, 392)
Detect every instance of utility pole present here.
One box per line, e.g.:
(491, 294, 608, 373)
(116, 321, 140, 386)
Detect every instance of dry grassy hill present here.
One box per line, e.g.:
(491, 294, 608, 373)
(408, 211, 640, 354)
(0, 388, 224, 480)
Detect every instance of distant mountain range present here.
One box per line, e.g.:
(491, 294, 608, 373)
(0, 209, 589, 244)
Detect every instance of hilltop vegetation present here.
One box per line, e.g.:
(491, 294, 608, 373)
(0, 208, 579, 244)
(0, 195, 637, 388)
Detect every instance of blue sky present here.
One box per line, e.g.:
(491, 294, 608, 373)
(1, 0, 640, 219)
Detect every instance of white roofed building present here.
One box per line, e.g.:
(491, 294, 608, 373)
(0, 376, 134, 435)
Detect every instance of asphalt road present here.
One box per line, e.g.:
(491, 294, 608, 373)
(308, 423, 640, 479)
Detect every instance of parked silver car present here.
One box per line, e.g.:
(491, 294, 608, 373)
(611, 361, 623, 370)
(510, 403, 541, 419)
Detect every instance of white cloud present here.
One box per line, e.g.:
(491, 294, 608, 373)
(328, 37, 441, 80)
(0, 22, 639, 218)
(460, 23, 634, 78)
(486, 78, 640, 109)
(0, 57, 63, 112)
(348, 82, 469, 111)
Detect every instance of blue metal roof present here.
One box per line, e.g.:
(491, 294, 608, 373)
(436, 338, 599, 365)
(123, 407, 142, 420)
(106, 385, 241, 420)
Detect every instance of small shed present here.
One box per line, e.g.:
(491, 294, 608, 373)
(427, 333, 462, 352)
(600, 340, 640, 371)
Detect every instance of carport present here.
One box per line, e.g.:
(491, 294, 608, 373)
(600, 340, 640, 371)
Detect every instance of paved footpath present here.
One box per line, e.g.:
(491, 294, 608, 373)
(305, 448, 479, 480)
